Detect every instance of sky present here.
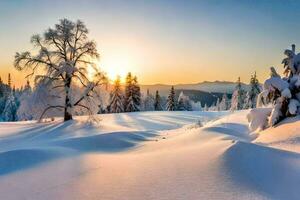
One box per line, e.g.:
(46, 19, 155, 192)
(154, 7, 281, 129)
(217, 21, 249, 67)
(1, 0, 300, 87)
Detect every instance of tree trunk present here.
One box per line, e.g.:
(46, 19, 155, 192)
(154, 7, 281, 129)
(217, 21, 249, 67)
(64, 77, 73, 121)
(64, 107, 72, 121)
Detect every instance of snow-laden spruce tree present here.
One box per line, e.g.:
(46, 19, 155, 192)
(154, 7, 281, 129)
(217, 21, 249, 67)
(2, 92, 18, 121)
(190, 101, 202, 111)
(17, 80, 34, 120)
(219, 94, 229, 111)
(132, 76, 141, 111)
(124, 73, 141, 112)
(203, 103, 208, 111)
(154, 90, 163, 111)
(109, 76, 124, 113)
(244, 72, 261, 109)
(14, 19, 107, 121)
(177, 92, 185, 111)
(0, 78, 9, 117)
(254, 44, 300, 126)
(166, 86, 176, 111)
(215, 98, 220, 111)
(230, 77, 246, 111)
(208, 102, 216, 111)
(248, 44, 300, 131)
(143, 89, 154, 111)
(177, 91, 192, 111)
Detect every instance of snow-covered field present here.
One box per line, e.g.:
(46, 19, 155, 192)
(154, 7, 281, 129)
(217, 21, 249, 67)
(1, 111, 300, 200)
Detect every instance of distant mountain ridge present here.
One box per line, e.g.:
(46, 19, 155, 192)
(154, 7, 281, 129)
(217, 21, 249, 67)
(140, 80, 251, 96)
(174, 89, 230, 107)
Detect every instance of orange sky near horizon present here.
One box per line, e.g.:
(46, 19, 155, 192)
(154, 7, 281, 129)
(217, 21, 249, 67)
(0, 0, 296, 88)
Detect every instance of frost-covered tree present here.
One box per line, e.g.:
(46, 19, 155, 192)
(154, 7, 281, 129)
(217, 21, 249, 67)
(2, 92, 18, 121)
(208, 102, 216, 111)
(124, 73, 134, 112)
(132, 76, 141, 111)
(124, 73, 141, 112)
(177, 94, 185, 111)
(109, 76, 124, 113)
(244, 72, 261, 109)
(0, 80, 10, 119)
(177, 91, 192, 111)
(24, 80, 32, 93)
(14, 19, 107, 121)
(143, 89, 154, 111)
(154, 90, 163, 111)
(230, 77, 246, 111)
(191, 101, 202, 111)
(17, 80, 34, 120)
(219, 94, 229, 111)
(203, 104, 208, 111)
(252, 44, 300, 127)
(166, 86, 176, 111)
(215, 98, 220, 111)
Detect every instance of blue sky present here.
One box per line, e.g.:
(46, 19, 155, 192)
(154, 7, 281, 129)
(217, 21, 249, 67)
(1, 0, 300, 86)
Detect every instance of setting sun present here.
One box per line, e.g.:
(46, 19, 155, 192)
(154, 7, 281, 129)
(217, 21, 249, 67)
(100, 52, 139, 82)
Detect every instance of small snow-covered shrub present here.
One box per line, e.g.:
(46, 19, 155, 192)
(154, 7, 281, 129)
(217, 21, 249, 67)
(185, 120, 203, 130)
(249, 44, 300, 129)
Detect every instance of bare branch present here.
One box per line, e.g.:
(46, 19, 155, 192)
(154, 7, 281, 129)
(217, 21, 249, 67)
(39, 105, 64, 122)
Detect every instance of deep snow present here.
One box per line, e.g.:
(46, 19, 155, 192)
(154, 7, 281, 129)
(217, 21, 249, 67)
(0, 111, 300, 200)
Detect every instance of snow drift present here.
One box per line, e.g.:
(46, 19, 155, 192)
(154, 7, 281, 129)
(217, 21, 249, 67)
(1, 111, 300, 200)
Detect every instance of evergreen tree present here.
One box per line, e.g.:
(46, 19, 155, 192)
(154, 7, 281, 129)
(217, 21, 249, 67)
(24, 80, 32, 93)
(7, 73, 11, 89)
(203, 104, 208, 111)
(219, 93, 229, 111)
(124, 73, 141, 112)
(166, 86, 176, 111)
(215, 98, 220, 111)
(2, 92, 18, 121)
(256, 44, 300, 126)
(132, 76, 141, 111)
(244, 72, 261, 109)
(110, 76, 124, 113)
(143, 89, 154, 111)
(208, 102, 216, 111)
(17, 80, 33, 120)
(230, 77, 246, 111)
(177, 91, 192, 111)
(154, 90, 163, 111)
(125, 72, 134, 112)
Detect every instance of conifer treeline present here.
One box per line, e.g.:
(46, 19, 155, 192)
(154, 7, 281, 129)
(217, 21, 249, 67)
(108, 72, 142, 113)
(0, 73, 32, 121)
(0, 70, 262, 120)
(108, 72, 164, 113)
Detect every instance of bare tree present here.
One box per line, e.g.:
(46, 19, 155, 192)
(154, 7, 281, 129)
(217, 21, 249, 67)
(14, 19, 107, 121)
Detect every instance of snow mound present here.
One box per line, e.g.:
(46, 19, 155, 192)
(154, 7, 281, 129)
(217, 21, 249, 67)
(51, 131, 157, 152)
(1, 111, 300, 199)
(222, 141, 300, 200)
(0, 111, 226, 177)
(255, 115, 300, 153)
(0, 148, 65, 175)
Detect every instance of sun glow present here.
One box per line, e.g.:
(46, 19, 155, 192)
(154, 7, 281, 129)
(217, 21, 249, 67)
(86, 64, 98, 81)
(99, 53, 139, 83)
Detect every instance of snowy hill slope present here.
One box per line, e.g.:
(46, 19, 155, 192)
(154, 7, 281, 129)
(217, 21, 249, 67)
(1, 111, 300, 199)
